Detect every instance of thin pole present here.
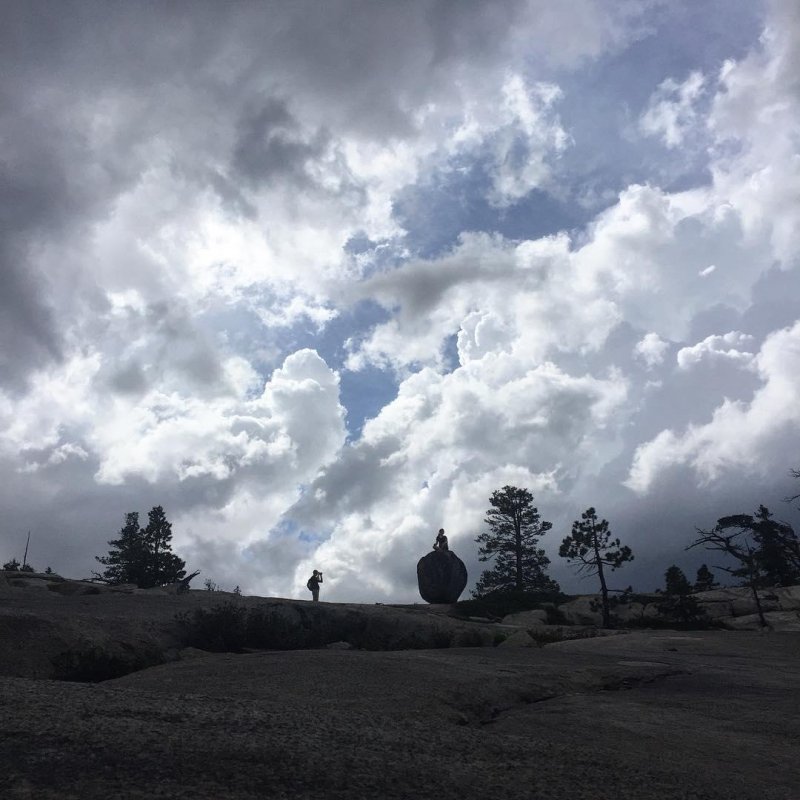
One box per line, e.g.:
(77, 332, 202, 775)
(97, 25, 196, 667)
(22, 531, 30, 570)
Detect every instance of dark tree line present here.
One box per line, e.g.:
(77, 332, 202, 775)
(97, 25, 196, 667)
(472, 472, 800, 629)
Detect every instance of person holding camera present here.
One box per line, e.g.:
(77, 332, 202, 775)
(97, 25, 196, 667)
(307, 569, 323, 601)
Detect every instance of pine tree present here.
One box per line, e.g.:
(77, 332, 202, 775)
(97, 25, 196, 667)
(142, 505, 186, 588)
(686, 505, 800, 628)
(693, 564, 718, 593)
(664, 565, 691, 595)
(95, 508, 186, 588)
(473, 486, 559, 597)
(749, 505, 800, 587)
(94, 512, 147, 585)
(559, 507, 633, 628)
(658, 565, 702, 624)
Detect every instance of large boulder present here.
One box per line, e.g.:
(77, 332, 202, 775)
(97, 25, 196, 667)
(416, 550, 468, 604)
(773, 585, 800, 611)
(612, 601, 660, 624)
(557, 596, 603, 626)
(694, 586, 789, 618)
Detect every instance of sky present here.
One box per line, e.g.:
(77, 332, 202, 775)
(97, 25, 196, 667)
(2, 0, 799, 601)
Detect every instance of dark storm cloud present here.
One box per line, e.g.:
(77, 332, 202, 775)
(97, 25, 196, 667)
(0, 0, 532, 388)
(287, 434, 406, 528)
(232, 99, 329, 187)
(353, 241, 521, 319)
(567, 457, 800, 593)
(0, 116, 87, 388)
(0, 244, 62, 387)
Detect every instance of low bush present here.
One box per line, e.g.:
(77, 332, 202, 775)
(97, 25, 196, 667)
(455, 589, 571, 619)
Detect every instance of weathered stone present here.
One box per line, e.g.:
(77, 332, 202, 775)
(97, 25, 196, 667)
(498, 630, 536, 647)
(450, 627, 494, 648)
(693, 599, 733, 619)
(613, 602, 645, 623)
(694, 588, 739, 604)
(47, 581, 113, 596)
(502, 609, 548, 627)
(720, 611, 800, 631)
(773, 586, 800, 611)
(695, 586, 784, 618)
(416, 550, 468, 604)
(178, 647, 214, 659)
(558, 596, 603, 626)
(8, 577, 51, 590)
(731, 593, 779, 617)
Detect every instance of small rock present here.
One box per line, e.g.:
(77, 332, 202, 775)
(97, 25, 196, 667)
(326, 641, 354, 650)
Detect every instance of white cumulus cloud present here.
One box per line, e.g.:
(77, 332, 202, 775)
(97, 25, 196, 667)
(627, 322, 800, 492)
(676, 331, 755, 370)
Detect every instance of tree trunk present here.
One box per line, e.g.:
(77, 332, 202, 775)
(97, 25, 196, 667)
(514, 511, 523, 591)
(750, 580, 767, 628)
(593, 532, 611, 628)
(745, 545, 767, 628)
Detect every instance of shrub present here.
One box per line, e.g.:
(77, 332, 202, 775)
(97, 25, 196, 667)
(455, 588, 570, 620)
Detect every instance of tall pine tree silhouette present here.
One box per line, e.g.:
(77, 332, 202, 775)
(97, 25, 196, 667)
(559, 507, 633, 628)
(473, 486, 558, 596)
(95, 507, 186, 588)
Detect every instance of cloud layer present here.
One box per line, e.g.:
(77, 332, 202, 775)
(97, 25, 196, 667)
(1, 1, 798, 599)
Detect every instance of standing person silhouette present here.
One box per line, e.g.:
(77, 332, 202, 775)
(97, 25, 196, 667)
(433, 528, 449, 551)
(306, 569, 323, 601)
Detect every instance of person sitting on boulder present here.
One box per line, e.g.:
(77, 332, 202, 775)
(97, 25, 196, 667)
(433, 529, 449, 551)
(307, 569, 323, 601)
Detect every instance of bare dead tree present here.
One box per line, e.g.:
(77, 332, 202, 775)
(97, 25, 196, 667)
(687, 521, 767, 627)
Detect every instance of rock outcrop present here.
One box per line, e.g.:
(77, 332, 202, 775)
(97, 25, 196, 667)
(502, 609, 548, 627)
(0, 574, 495, 681)
(497, 630, 536, 647)
(416, 550, 468, 604)
(556, 586, 800, 630)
